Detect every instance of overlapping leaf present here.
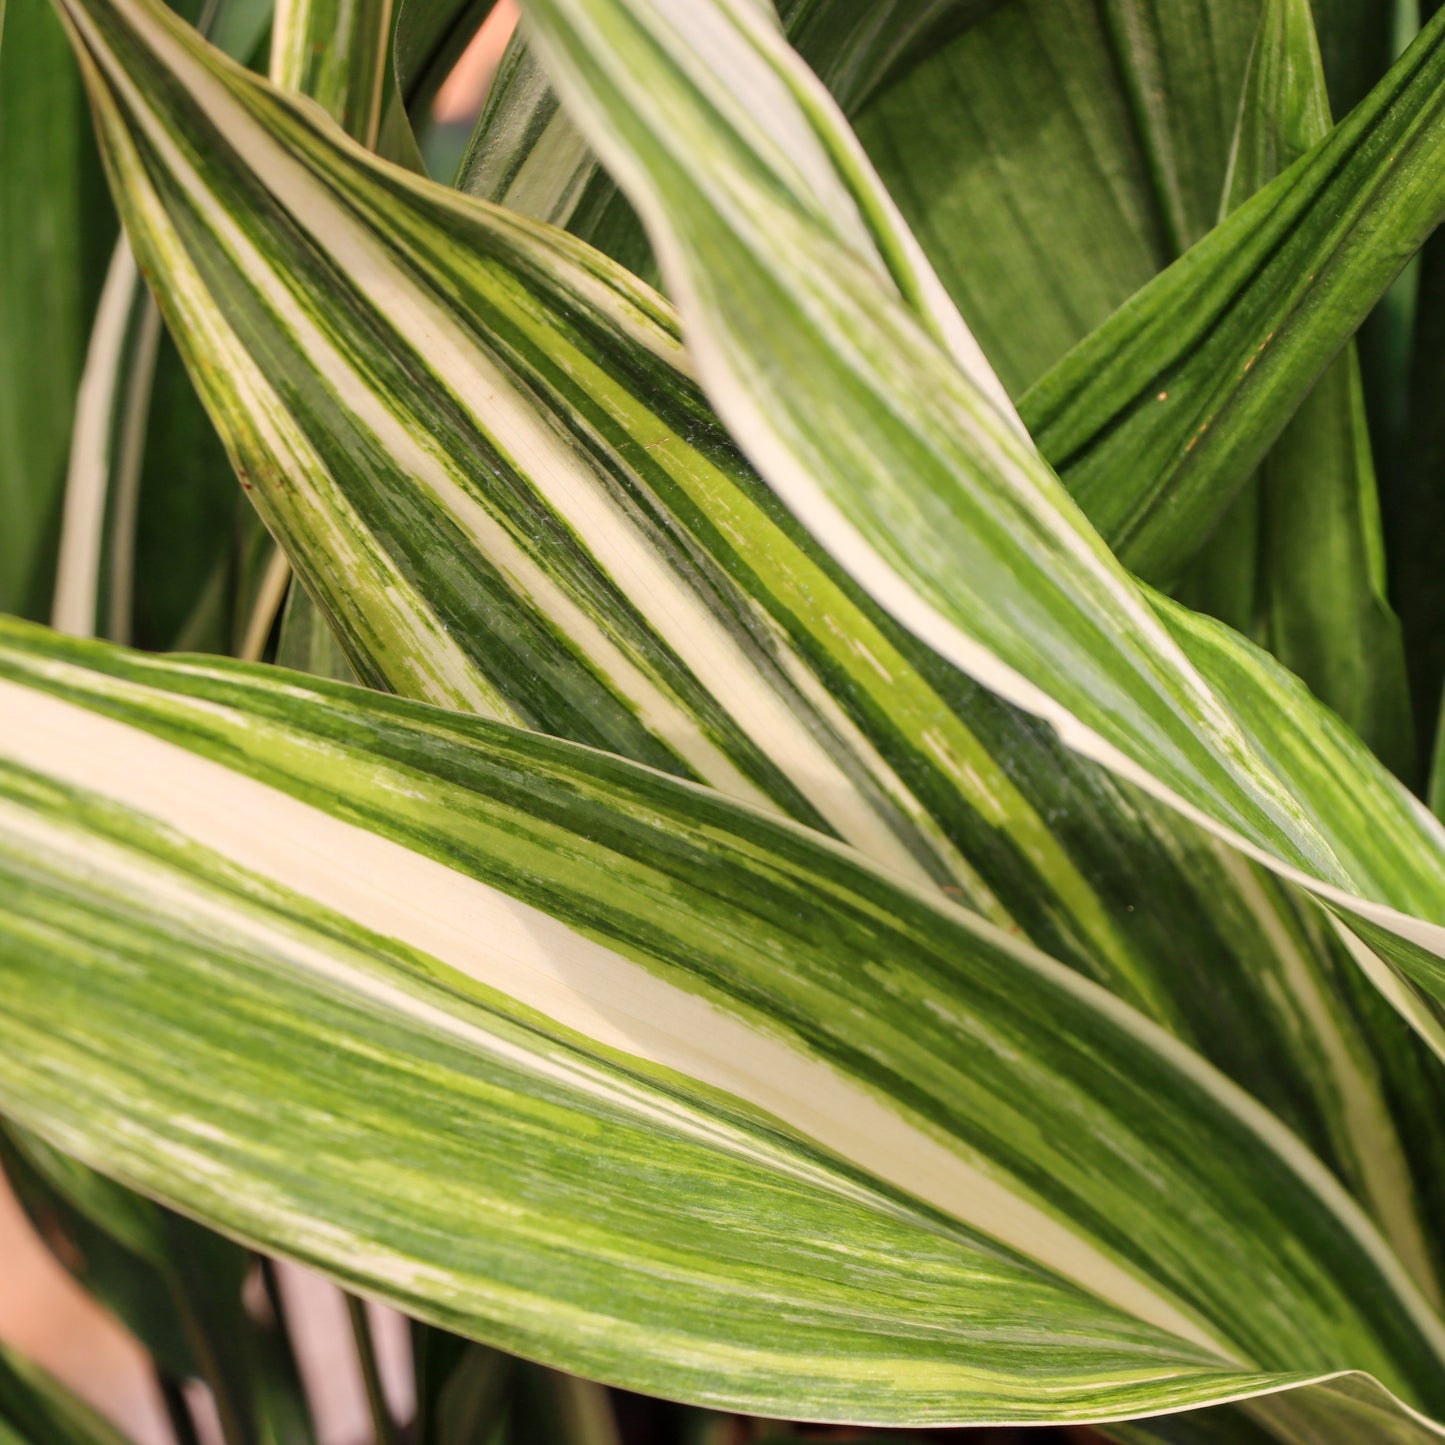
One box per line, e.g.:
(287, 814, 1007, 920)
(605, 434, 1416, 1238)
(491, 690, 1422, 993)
(453, 0, 999, 277)
(1019, 5, 1445, 581)
(48, 0, 272, 656)
(854, 0, 1260, 396)
(44, 0, 1445, 1291)
(516, 0, 1445, 1061)
(1172, 0, 1411, 774)
(4, 618, 1445, 1426)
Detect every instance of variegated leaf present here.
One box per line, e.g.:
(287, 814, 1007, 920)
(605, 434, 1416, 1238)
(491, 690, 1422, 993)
(43, 0, 1445, 1289)
(3, 617, 1445, 1427)
(516, 0, 1445, 1062)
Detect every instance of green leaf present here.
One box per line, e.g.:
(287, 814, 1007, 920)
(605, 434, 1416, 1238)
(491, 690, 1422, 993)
(274, 580, 359, 681)
(3, 617, 1445, 1426)
(263, 0, 413, 679)
(779, 0, 1007, 117)
(1018, 8, 1445, 583)
(1172, 0, 1412, 775)
(129, 323, 249, 651)
(0, 0, 115, 617)
(1094, 1, 1263, 257)
(49, 239, 162, 642)
(0, 1342, 132, 1445)
(49, 245, 238, 653)
(49, 0, 275, 654)
(49, 0, 1445, 1288)
(852, 1, 1395, 404)
(391, 0, 494, 134)
(376, 0, 501, 176)
(0, 1126, 318, 1445)
(1106, 1372, 1445, 1444)
(455, 0, 1001, 278)
(270, 0, 392, 143)
(515, 0, 1445, 1065)
(854, 1, 1181, 398)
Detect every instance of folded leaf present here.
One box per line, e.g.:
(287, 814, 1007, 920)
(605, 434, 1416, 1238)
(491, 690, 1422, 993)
(1172, 0, 1412, 775)
(3, 617, 1445, 1425)
(1019, 6, 1445, 581)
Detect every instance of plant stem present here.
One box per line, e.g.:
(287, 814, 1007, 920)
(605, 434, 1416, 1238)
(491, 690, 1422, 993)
(346, 1293, 400, 1445)
(156, 1372, 203, 1445)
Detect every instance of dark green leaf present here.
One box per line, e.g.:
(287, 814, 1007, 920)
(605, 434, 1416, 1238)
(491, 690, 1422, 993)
(0, 0, 115, 617)
(1020, 7, 1445, 583)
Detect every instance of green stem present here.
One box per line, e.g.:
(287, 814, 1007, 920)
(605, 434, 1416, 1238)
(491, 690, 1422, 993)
(345, 1293, 400, 1445)
(155, 1372, 202, 1445)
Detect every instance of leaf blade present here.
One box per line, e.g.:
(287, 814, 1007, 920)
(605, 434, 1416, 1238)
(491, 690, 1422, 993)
(4, 618, 1445, 1422)
(514, 0, 1445, 1070)
(48, 0, 1445, 1288)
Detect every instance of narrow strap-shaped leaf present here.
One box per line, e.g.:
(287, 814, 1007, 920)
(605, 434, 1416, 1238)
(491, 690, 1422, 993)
(54, 0, 1035, 890)
(274, 0, 424, 179)
(275, 581, 358, 681)
(50, 0, 273, 657)
(473, 0, 1445, 598)
(853, 0, 1391, 402)
(265, 0, 407, 677)
(1172, 0, 1413, 775)
(1018, 6, 1445, 582)
(46, 0, 1445, 1283)
(5, 618, 1445, 1425)
(50, 237, 158, 641)
(515, 0, 1445, 1059)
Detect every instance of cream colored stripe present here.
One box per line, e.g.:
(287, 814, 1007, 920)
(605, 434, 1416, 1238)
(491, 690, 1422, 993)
(52, 242, 140, 639)
(0, 672, 1232, 1357)
(82, 0, 946, 879)
(89, 86, 509, 715)
(1213, 844, 1439, 1304)
(604, 152, 1445, 983)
